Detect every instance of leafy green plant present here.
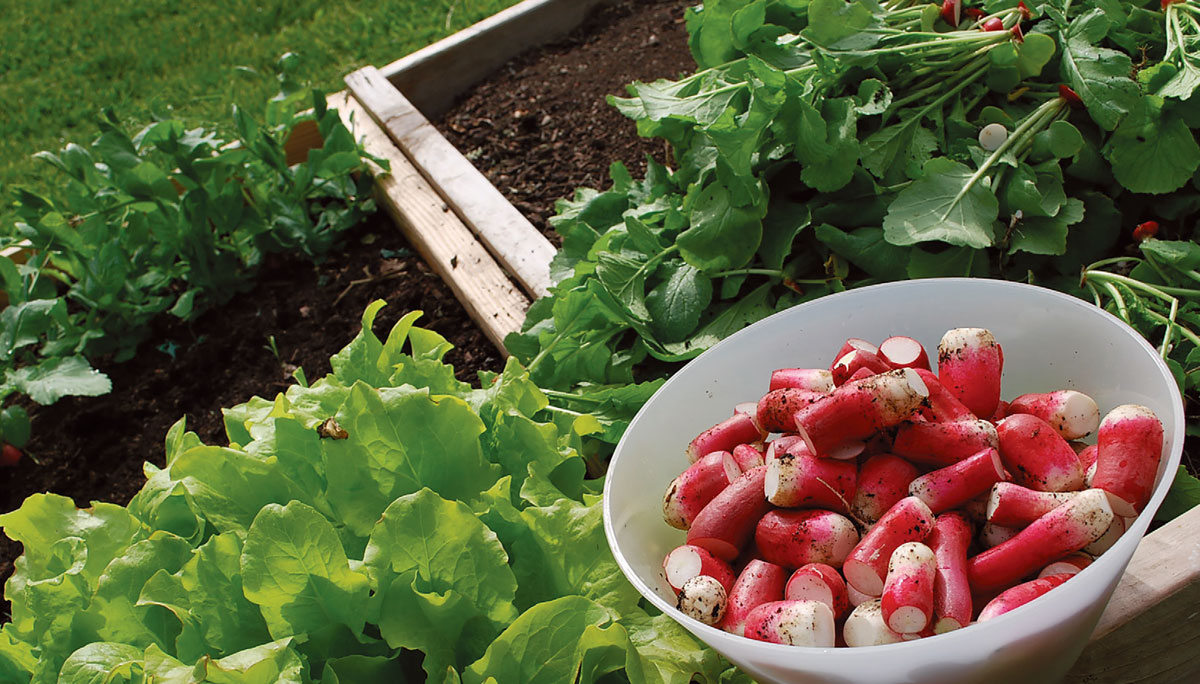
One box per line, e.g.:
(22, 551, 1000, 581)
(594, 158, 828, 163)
(505, 0, 1199, 513)
(0, 304, 739, 683)
(0, 56, 384, 446)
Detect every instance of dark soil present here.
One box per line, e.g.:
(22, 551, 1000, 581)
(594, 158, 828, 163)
(1, 0, 696, 618)
(438, 0, 698, 240)
(0, 213, 503, 612)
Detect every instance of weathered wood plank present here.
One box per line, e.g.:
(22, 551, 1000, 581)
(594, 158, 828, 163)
(1067, 504, 1200, 682)
(344, 66, 555, 299)
(379, 0, 613, 119)
(328, 90, 530, 354)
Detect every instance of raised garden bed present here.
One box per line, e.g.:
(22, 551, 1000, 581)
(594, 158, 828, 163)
(3, 0, 1198, 681)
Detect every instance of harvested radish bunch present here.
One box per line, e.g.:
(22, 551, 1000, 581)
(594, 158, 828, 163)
(657, 328, 1165, 647)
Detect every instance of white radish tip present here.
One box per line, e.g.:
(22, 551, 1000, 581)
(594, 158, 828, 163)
(880, 336, 924, 365)
(664, 546, 703, 589)
(902, 367, 929, 398)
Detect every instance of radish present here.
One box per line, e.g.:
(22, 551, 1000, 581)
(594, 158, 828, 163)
(979, 521, 1020, 548)
(720, 559, 787, 636)
(843, 496, 935, 597)
(878, 335, 930, 371)
(0, 444, 20, 467)
(792, 368, 928, 457)
(755, 508, 859, 569)
(756, 387, 827, 433)
(831, 348, 893, 385)
(730, 443, 766, 471)
(927, 512, 973, 633)
(891, 418, 998, 467)
(908, 447, 1006, 514)
(978, 123, 1008, 152)
(662, 544, 737, 595)
(940, 0, 961, 27)
(936, 328, 1003, 419)
(1005, 390, 1101, 440)
(995, 413, 1086, 492)
(843, 599, 904, 647)
(687, 412, 764, 463)
(981, 17, 1004, 32)
(880, 542, 937, 634)
(786, 562, 850, 619)
(769, 368, 834, 392)
(744, 600, 836, 647)
(764, 440, 856, 512)
(663, 451, 739, 530)
(912, 368, 976, 422)
(676, 575, 728, 626)
(1038, 552, 1092, 579)
(986, 482, 1078, 527)
(1077, 443, 1098, 473)
(853, 453, 920, 525)
(1084, 515, 1130, 556)
(977, 574, 1073, 622)
(967, 488, 1114, 594)
(687, 466, 772, 561)
(1090, 404, 1165, 517)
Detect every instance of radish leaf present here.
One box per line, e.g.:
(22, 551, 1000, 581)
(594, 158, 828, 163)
(1104, 97, 1200, 194)
(1059, 9, 1140, 131)
(646, 263, 712, 343)
(883, 157, 999, 248)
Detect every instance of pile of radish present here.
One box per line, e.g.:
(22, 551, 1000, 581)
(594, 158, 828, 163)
(659, 329, 1165, 648)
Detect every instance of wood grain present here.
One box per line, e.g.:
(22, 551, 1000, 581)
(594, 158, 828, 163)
(345, 66, 555, 298)
(1066, 503, 1200, 681)
(328, 90, 530, 354)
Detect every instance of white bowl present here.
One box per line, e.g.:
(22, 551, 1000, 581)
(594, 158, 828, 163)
(603, 278, 1185, 684)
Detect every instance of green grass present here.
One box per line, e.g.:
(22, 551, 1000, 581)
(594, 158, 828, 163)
(0, 0, 520, 219)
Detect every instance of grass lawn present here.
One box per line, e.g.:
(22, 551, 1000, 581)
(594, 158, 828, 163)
(0, 0, 519, 215)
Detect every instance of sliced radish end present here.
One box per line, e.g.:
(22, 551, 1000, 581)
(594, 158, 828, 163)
(786, 574, 834, 607)
(843, 560, 884, 597)
(934, 616, 966, 633)
(664, 547, 703, 590)
(828, 440, 867, 461)
(722, 451, 743, 484)
(903, 367, 929, 398)
(879, 336, 927, 368)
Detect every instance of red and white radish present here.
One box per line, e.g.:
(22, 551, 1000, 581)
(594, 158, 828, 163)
(843, 599, 904, 647)
(1091, 404, 1165, 517)
(765, 440, 856, 512)
(891, 419, 998, 467)
(1038, 552, 1092, 579)
(663, 451, 739, 530)
(967, 488, 1114, 594)
(995, 413, 1086, 492)
(663, 544, 737, 595)
(878, 335, 931, 371)
(979, 521, 1020, 548)
(977, 573, 1073, 622)
(755, 509, 859, 569)
(937, 328, 1003, 419)
(730, 442, 766, 471)
(769, 368, 834, 392)
(687, 466, 772, 561)
(1083, 515, 1129, 556)
(908, 447, 1006, 514)
(744, 600, 836, 647)
(843, 496, 936, 597)
(912, 368, 976, 422)
(1006, 390, 1101, 440)
(927, 512, 973, 633)
(676, 575, 728, 626)
(792, 368, 928, 457)
(853, 453, 920, 525)
(720, 559, 787, 636)
(756, 387, 827, 433)
(880, 542, 937, 634)
(831, 347, 893, 385)
(986, 482, 1078, 527)
(687, 412, 764, 463)
(785, 562, 850, 619)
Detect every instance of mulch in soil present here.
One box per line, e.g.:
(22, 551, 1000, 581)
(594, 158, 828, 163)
(438, 0, 698, 241)
(0, 212, 504, 613)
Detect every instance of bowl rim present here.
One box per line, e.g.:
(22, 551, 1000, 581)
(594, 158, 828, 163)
(602, 277, 1186, 661)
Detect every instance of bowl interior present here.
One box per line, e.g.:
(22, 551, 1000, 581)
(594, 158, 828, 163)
(603, 278, 1185, 684)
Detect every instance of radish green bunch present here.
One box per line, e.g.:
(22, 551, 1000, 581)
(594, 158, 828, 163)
(508, 0, 1199, 514)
